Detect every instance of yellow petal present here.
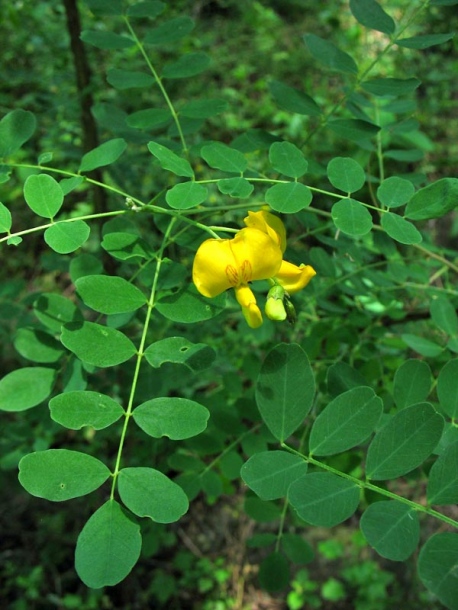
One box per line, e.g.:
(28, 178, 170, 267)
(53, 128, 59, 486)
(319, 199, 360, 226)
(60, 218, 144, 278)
(234, 285, 263, 328)
(192, 238, 236, 297)
(243, 210, 287, 253)
(275, 261, 316, 294)
(230, 228, 282, 281)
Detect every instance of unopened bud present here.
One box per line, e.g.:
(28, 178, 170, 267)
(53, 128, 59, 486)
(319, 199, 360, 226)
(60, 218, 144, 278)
(265, 296, 287, 321)
(284, 298, 297, 326)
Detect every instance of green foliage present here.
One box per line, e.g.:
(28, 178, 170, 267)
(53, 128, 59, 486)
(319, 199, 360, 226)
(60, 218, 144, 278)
(1, 0, 458, 608)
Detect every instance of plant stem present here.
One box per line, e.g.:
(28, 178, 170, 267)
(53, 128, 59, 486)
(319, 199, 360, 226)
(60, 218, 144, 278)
(110, 217, 177, 498)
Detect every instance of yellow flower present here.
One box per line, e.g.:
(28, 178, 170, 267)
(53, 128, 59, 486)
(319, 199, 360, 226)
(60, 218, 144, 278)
(244, 210, 286, 252)
(193, 209, 316, 328)
(244, 210, 316, 293)
(192, 227, 283, 328)
(275, 260, 316, 293)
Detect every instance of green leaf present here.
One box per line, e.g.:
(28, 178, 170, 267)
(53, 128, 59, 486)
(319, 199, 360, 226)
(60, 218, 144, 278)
(126, 108, 171, 129)
(60, 176, 84, 195)
(165, 181, 208, 209)
(401, 334, 443, 357)
(127, 1, 165, 18)
(269, 80, 321, 116)
(430, 296, 458, 336)
(33, 292, 83, 332)
(304, 34, 358, 74)
(201, 142, 247, 173)
(217, 177, 253, 198)
(118, 467, 189, 522)
(397, 33, 455, 49)
(84, 0, 123, 15)
(80, 30, 134, 49)
(405, 178, 458, 220)
(49, 391, 124, 430)
(61, 321, 137, 367)
(0, 202, 12, 232)
(393, 359, 431, 410)
(44, 220, 90, 254)
(156, 285, 226, 323)
(106, 68, 155, 90)
(18, 449, 110, 501)
(418, 533, 458, 609)
(377, 176, 415, 208)
(288, 472, 360, 527)
(430, 0, 458, 4)
(328, 119, 380, 142)
(79, 138, 127, 172)
(258, 552, 290, 593)
(247, 534, 277, 549)
(269, 142, 308, 178)
(75, 500, 141, 588)
(132, 397, 209, 440)
(327, 157, 365, 193)
(147, 141, 194, 177)
(384, 149, 424, 162)
(101, 232, 154, 261)
(427, 442, 458, 505)
(327, 362, 368, 396)
(365, 403, 444, 480)
(437, 360, 458, 418)
(143, 16, 195, 44)
(162, 52, 210, 79)
(0, 367, 56, 412)
(361, 77, 420, 97)
(75, 275, 146, 314)
(180, 98, 228, 119)
(14, 327, 64, 363)
(144, 336, 215, 372)
(244, 497, 282, 522)
(38, 152, 53, 164)
(241, 451, 308, 501)
(381, 212, 422, 245)
(281, 533, 314, 564)
(0, 165, 12, 184)
(360, 501, 419, 560)
(24, 174, 64, 218)
(256, 343, 315, 442)
(331, 199, 373, 236)
(309, 386, 382, 456)
(0, 109, 36, 158)
(265, 182, 312, 213)
(6, 236, 22, 246)
(349, 0, 395, 34)
(231, 129, 280, 152)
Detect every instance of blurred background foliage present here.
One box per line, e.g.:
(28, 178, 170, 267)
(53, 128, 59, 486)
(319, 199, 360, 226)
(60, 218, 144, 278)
(1, 0, 457, 608)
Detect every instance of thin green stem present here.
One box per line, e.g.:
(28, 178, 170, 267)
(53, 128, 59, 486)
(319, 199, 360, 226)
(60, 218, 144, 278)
(275, 498, 290, 553)
(281, 443, 458, 530)
(110, 217, 177, 498)
(413, 243, 458, 275)
(0, 210, 125, 244)
(200, 424, 262, 476)
(123, 17, 187, 154)
(301, 0, 431, 148)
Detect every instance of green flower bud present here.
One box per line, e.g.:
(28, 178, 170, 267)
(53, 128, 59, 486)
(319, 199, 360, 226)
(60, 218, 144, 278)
(284, 298, 297, 326)
(265, 296, 287, 321)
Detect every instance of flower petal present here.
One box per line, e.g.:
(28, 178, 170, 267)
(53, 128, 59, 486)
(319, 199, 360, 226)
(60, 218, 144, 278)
(275, 261, 316, 293)
(234, 285, 263, 328)
(192, 238, 237, 297)
(244, 210, 287, 253)
(230, 228, 282, 281)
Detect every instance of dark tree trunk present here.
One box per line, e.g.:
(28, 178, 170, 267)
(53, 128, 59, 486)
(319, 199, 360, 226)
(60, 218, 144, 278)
(62, 0, 108, 214)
